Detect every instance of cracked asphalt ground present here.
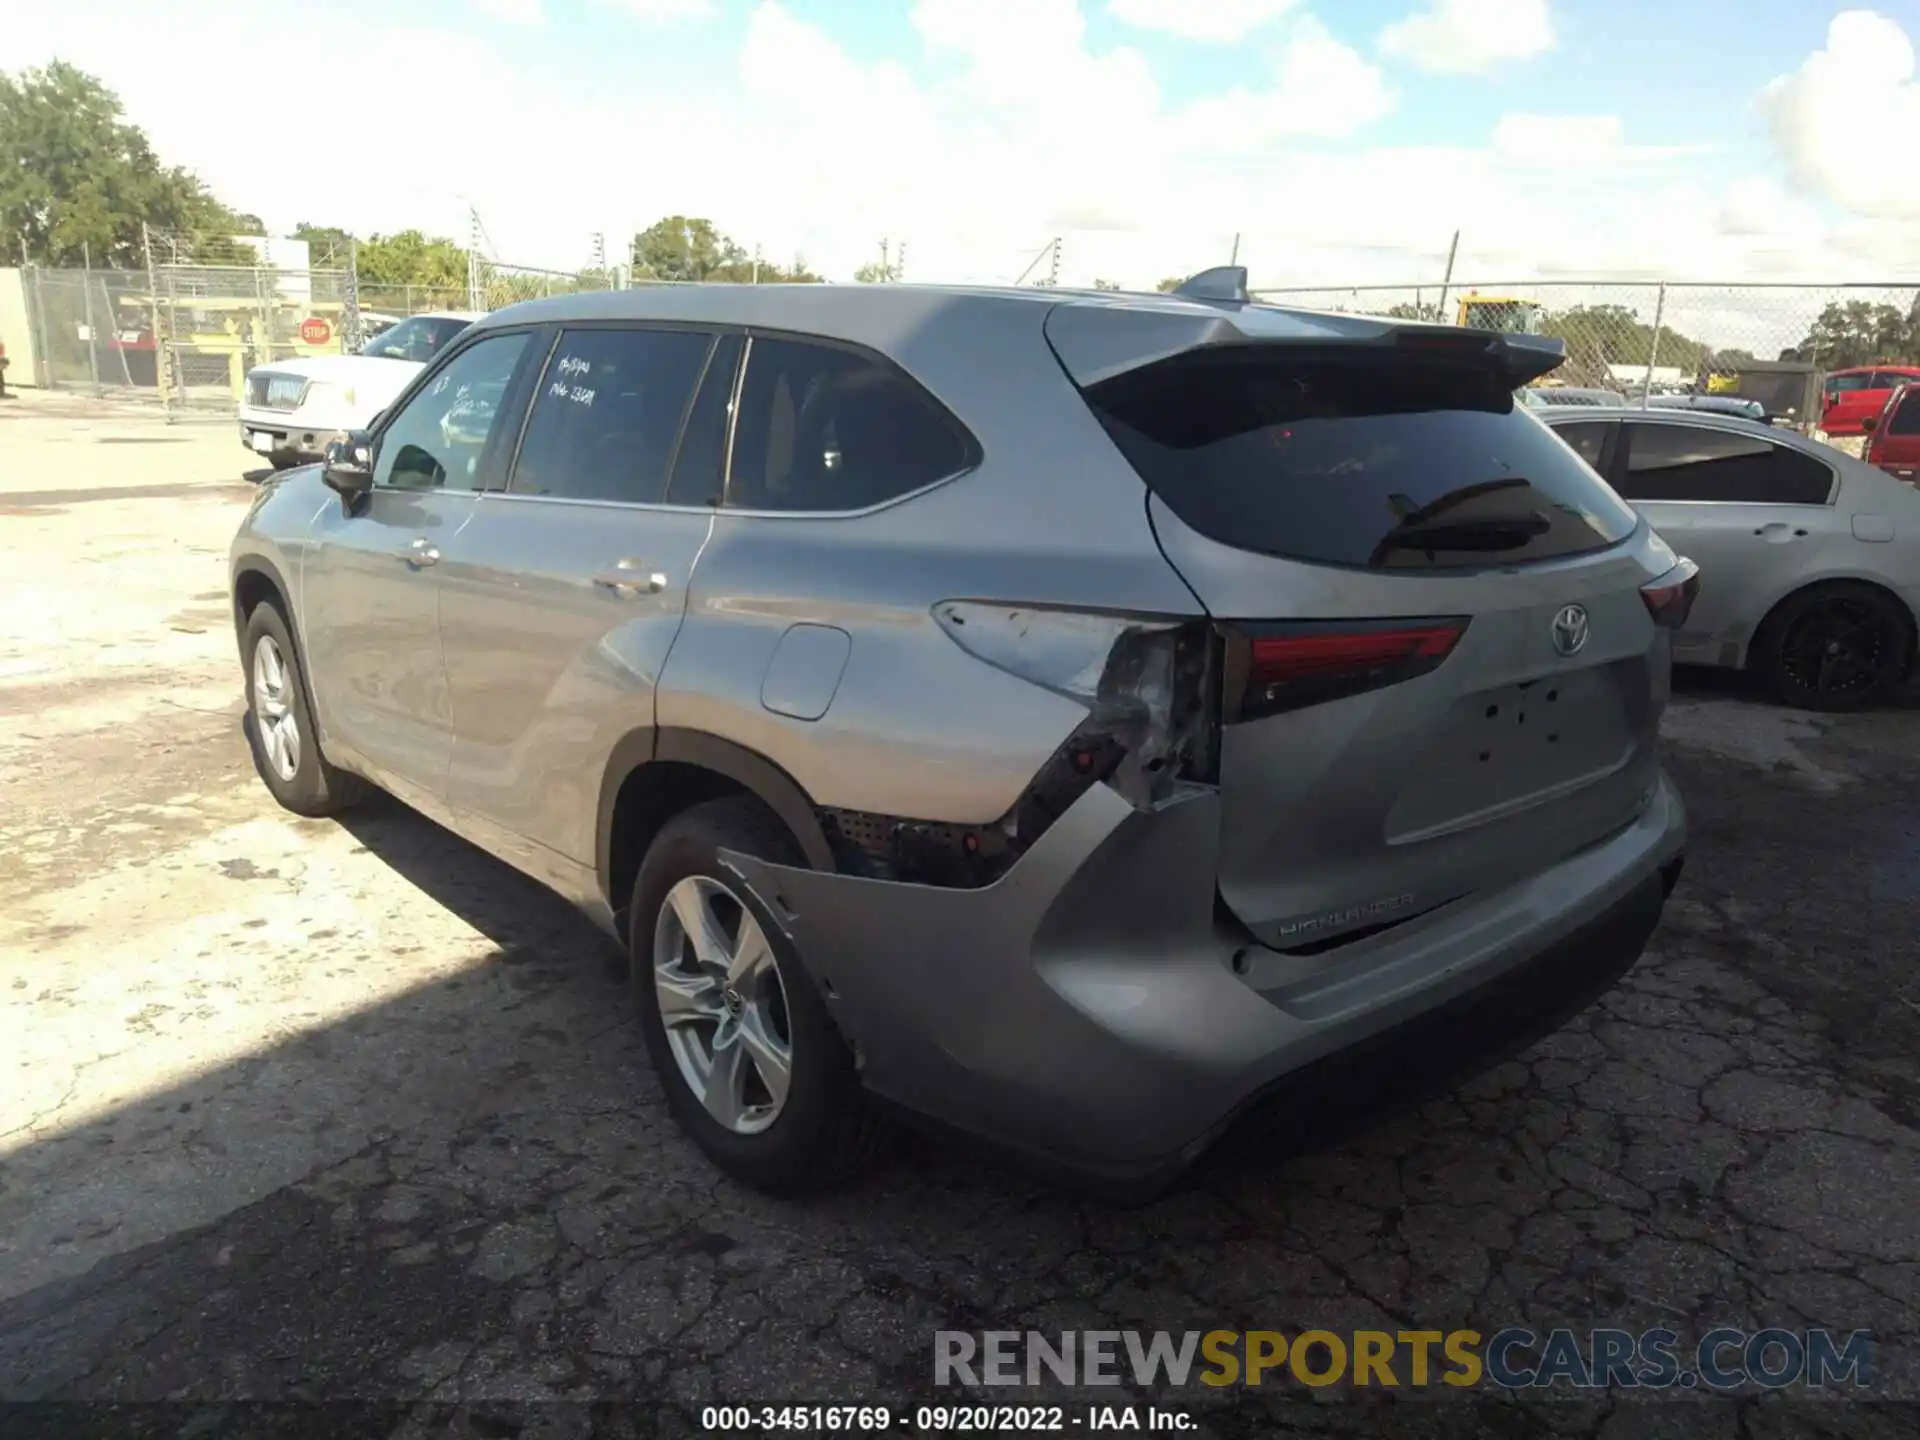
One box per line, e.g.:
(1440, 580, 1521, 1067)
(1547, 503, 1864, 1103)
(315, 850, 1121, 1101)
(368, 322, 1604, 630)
(2, 397, 1918, 1437)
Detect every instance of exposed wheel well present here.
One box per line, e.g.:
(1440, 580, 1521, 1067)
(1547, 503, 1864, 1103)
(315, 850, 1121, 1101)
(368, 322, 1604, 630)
(233, 567, 283, 633)
(607, 762, 757, 944)
(1747, 578, 1918, 672)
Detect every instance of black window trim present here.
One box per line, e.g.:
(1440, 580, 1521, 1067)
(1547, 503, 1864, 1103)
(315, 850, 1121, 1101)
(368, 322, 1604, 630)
(1617, 418, 1837, 508)
(486, 320, 739, 511)
(715, 326, 984, 519)
(367, 322, 547, 496)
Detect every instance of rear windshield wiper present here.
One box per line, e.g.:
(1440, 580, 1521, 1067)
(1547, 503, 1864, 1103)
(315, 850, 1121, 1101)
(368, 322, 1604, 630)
(1370, 513, 1553, 563)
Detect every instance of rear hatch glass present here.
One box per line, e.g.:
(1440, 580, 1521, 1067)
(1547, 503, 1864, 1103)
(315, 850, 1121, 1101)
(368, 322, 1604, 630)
(1085, 349, 1638, 572)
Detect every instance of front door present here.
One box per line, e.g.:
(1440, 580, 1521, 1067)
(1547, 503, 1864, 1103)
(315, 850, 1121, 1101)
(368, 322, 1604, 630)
(301, 328, 539, 808)
(440, 324, 739, 884)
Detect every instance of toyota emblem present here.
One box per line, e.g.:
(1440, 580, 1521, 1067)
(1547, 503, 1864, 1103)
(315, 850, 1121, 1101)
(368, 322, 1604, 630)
(1550, 604, 1591, 657)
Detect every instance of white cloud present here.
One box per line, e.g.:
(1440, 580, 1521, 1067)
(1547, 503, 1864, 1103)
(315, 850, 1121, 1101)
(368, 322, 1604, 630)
(1758, 9, 1920, 219)
(1106, 0, 1300, 43)
(3, 0, 1908, 319)
(476, 0, 543, 22)
(1378, 0, 1553, 76)
(1172, 16, 1392, 147)
(606, 0, 714, 21)
(1493, 112, 1621, 158)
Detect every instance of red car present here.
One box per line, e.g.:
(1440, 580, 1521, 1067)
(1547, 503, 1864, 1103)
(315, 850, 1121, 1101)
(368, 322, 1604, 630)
(1821, 364, 1920, 436)
(1863, 382, 1920, 483)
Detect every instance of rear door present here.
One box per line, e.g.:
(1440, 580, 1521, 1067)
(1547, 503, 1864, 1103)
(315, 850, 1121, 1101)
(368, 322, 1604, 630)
(1612, 419, 1838, 661)
(1064, 326, 1677, 949)
(439, 325, 737, 879)
(1872, 385, 1920, 481)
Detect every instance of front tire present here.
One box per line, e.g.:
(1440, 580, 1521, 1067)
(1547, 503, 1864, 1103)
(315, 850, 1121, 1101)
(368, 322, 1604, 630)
(1750, 582, 1915, 712)
(242, 602, 366, 816)
(629, 796, 888, 1194)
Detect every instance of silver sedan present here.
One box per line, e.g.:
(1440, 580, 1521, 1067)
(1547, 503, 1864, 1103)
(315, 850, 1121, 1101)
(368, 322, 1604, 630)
(1543, 407, 1920, 709)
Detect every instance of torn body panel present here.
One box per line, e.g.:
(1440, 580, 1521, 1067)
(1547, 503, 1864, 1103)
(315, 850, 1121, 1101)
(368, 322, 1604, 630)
(717, 769, 1686, 1187)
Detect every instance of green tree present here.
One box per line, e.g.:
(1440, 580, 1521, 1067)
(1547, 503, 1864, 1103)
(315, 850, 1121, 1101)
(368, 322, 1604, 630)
(1155, 276, 1183, 292)
(0, 60, 254, 266)
(1092, 278, 1121, 291)
(854, 258, 901, 283)
(1790, 299, 1919, 369)
(1384, 300, 1443, 321)
(631, 215, 746, 282)
(1540, 303, 1712, 376)
(354, 230, 469, 289)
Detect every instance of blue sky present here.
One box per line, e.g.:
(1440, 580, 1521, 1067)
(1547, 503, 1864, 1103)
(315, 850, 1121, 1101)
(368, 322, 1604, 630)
(6, 1, 1919, 291)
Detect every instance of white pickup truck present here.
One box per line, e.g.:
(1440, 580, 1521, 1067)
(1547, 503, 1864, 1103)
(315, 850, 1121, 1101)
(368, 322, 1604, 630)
(237, 311, 484, 468)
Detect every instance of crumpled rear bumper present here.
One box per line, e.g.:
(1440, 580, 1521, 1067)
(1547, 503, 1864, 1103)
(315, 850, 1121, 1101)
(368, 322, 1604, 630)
(720, 773, 1685, 1195)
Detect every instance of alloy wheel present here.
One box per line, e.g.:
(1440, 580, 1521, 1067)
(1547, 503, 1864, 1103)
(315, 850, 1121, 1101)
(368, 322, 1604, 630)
(1778, 600, 1894, 701)
(652, 875, 794, 1135)
(251, 634, 302, 782)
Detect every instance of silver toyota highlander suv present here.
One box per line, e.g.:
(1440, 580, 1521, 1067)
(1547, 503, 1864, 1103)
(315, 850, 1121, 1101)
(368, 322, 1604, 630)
(228, 273, 1694, 1197)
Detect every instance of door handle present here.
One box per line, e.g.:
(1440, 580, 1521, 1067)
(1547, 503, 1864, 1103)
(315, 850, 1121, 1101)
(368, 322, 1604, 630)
(593, 558, 667, 595)
(403, 537, 440, 567)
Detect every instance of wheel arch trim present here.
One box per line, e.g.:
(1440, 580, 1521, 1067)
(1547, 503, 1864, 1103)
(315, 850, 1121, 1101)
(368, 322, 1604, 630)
(595, 727, 837, 912)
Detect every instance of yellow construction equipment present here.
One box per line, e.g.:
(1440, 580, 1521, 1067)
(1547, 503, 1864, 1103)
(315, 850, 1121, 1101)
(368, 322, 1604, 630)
(1455, 293, 1546, 334)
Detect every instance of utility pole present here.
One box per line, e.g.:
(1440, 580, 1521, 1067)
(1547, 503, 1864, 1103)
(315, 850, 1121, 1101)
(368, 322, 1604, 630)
(1435, 229, 1460, 323)
(592, 232, 606, 274)
(879, 237, 891, 281)
(895, 240, 907, 283)
(466, 206, 484, 311)
(752, 243, 762, 284)
(1045, 236, 1061, 288)
(1229, 232, 1240, 266)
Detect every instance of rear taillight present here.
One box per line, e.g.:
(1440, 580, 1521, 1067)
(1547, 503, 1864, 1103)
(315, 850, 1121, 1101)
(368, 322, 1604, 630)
(1223, 618, 1469, 721)
(1640, 558, 1700, 630)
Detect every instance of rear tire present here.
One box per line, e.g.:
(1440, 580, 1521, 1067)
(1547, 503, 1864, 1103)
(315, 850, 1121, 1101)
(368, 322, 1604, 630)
(1750, 582, 1915, 712)
(242, 601, 367, 816)
(629, 795, 888, 1195)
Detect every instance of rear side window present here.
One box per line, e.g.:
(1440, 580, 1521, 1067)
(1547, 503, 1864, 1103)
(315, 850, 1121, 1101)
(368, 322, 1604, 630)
(1085, 352, 1640, 571)
(726, 337, 976, 512)
(1871, 370, 1920, 390)
(1553, 420, 1613, 472)
(1888, 389, 1920, 436)
(1619, 423, 1833, 504)
(509, 327, 713, 504)
(1828, 373, 1874, 394)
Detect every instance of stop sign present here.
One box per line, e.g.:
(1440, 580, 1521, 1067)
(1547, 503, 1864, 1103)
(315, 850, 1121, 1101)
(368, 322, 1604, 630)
(299, 316, 333, 346)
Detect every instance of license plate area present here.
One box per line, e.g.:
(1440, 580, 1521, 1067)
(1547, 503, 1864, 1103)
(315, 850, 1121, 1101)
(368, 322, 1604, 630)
(249, 430, 278, 453)
(1387, 663, 1637, 844)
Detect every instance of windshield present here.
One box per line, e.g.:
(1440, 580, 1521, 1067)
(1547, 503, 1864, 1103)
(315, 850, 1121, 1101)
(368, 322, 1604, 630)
(1087, 349, 1640, 571)
(360, 315, 474, 363)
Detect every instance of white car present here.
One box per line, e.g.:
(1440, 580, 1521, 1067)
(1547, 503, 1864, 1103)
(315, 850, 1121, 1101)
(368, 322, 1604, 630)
(238, 311, 484, 468)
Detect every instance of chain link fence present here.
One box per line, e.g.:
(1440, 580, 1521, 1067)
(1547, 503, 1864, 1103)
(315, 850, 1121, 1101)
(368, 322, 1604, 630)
(13, 255, 1920, 431)
(1252, 280, 1920, 435)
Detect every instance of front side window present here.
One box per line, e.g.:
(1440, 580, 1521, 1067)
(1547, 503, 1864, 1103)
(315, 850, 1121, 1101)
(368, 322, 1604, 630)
(361, 315, 474, 364)
(1619, 423, 1833, 505)
(1827, 372, 1874, 395)
(509, 327, 714, 504)
(372, 332, 530, 492)
(726, 337, 976, 512)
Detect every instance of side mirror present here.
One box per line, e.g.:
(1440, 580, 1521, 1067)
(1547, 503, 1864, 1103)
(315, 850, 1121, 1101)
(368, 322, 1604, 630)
(1862, 415, 1879, 434)
(323, 430, 375, 502)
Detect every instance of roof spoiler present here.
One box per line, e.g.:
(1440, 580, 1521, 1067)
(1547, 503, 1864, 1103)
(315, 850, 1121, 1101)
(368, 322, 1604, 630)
(1047, 296, 1568, 389)
(1171, 265, 1250, 304)
(1393, 325, 1567, 386)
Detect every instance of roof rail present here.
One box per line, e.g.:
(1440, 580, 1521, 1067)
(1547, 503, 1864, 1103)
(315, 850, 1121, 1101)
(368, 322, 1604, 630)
(1171, 265, 1250, 304)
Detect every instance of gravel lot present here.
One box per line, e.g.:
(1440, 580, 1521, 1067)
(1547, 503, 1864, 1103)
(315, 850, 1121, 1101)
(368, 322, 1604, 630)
(2, 395, 1918, 1435)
